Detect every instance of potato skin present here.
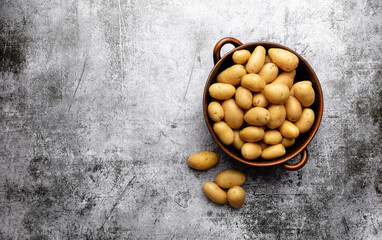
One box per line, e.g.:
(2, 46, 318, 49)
(227, 186, 245, 209)
(258, 63, 279, 84)
(233, 130, 245, 150)
(217, 64, 247, 86)
(215, 169, 246, 189)
(263, 130, 282, 145)
(241, 74, 266, 92)
(252, 92, 268, 107)
(285, 96, 302, 122)
(261, 144, 286, 159)
(264, 83, 290, 104)
(239, 126, 265, 143)
(266, 104, 286, 129)
(213, 121, 234, 145)
(272, 70, 296, 89)
(281, 137, 295, 148)
(208, 101, 224, 122)
(258, 141, 268, 150)
(188, 151, 218, 170)
(209, 83, 236, 100)
(244, 107, 270, 126)
(279, 120, 300, 139)
(293, 81, 315, 107)
(203, 182, 227, 204)
(233, 50, 251, 64)
(241, 143, 262, 160)
(294, 108, 315, 134)
(268, 48, 299, 72)
(222, 99, 244, 129)
(246, 46, 266, 74)
(235, 86, 253, 109)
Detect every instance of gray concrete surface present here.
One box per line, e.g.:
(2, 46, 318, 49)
(0, 0, 381, 239)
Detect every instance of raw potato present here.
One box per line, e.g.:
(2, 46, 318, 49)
(264, 83, 290, 104)
(208, 102, 224, 122)
(233, 130, 245, 150)
(258, 141, 268, 150)
(268, 48, 299, 72)
(239, 126, 265, 143)
(293, 81, 315, 107)
(253, 92, 268, 107)
(222, 99, 244, 129)
(279, 120, 300, 139)
(217, 64, 247, 85)
(213, 121, 234, 145)
(264, 54, 272, 64)
(235, 86, 253, 109)
(233, 50, 251, 64)
(203, 182, 227, 204)
(209, 83, 236, 100)
(285, 96, 302, 122)
(272, 70, 296, 89)
(246, 46, 266, 74)
(188, 151, 218, 170)
(241, 74, 266, 92)
(258, 63, 279, 84)
(227, 186, 245, 209)
(261, 144, 286, 159)
(267, 104, 286, 129)
(281, 137, 295, 148)
(263, 130, 282, 145)
(215, 169, 246, 189)
(244, 107, 270, 126)
(294, 108, 315, 134)
(241, 143, 262, 160)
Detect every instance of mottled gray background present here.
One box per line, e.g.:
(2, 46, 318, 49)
(0, 0, 381, 239)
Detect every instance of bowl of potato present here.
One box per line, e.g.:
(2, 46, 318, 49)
(203, 37, 323, 170)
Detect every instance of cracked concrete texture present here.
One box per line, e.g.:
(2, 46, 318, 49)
(0, 0, 381, 239)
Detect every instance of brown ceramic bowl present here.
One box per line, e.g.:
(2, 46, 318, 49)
(203, 37, 323, 170)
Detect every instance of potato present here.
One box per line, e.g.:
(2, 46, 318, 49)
(188, 151, 218, 170)
(233, 50, 251, 64)
(252, 92, 268, 107)
(261, 144, 286, 159)
(203, 182, 227, 204)
(243, 107, 270, 126)
(293, 81, 315, 107)
(263, 130, 282, 145)
(227, 186, 245, 209)
(239, 126, 265, 142)
(281, 137, 295, 148)
(258, 141, 268, 150)
(264, 54, 272, 64)
(215, 169, 246, 189)
(217, 64, 247, 86)
(268, 48, 299, 72)
(272, 70, 296, 89)
(294, 108, 315, 134)
(290, 87, 295, 96)
(235, 86, 253, 109)
(279, 120, 300, 139)
(246, 46, 266, 74)
(233, 130, 245, 150)
(213, 121, 234, 145)
(264, 83, 290, 104)
(285, 96, 302, 122)
(258, 63, 279, 83)
(241, 74, 266, 92)
(208, 101, 224, 122)
(266, 104, 286, 129)
(209, 83, 236, 100)
(222, 99, 244, 129)
(241, 143, 262, 160)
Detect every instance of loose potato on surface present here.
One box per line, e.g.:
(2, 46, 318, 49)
(233, 50, 251, 64)
(213, 121, 234, 145)
(227, 186, 245, 209)
(261, 144, 286, 159)
(264, 83, 290, 104)
(209, 83, 236, 100)
(294, 108, 315, 134)
(239, 126, 265, 143)
(222, 99, 244, 129)
(235, 86, 253, 109)
(217, 64, 247, 86)
(188, 151, 218, 170)
(208, 101, 224, 122)
(241, 74, 266, 92)
(241, 143, 262, 160)
(252, 92, 268, 107)
(268, 48, 299, 72)
(215, 169, 246, 189)
(246, 46, 266, 74)
(203, 182, 227, 204)
(243, 107, 270, 126)
(292, 81, 315, 107)
(258, 63, 279, 84)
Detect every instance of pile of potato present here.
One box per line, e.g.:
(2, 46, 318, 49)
(208, 46, 315, 160)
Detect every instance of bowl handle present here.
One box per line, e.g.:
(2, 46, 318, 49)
(281, 148, 309, 170)
(213, 37, 243, 64)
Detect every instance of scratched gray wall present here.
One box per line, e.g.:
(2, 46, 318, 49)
(0, 0, 381, 239)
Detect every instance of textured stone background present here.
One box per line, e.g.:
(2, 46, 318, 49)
(0, 0, 381, 239)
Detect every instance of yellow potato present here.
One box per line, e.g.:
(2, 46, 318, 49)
(239, 126, 265, 142)
(207, 101, 224, 122)
(233, 130, 245, 150)
(233, 50, 251, 64)
(203, 182, 227, 204)
(285, 96, 302, 122)
(263, 130, 282, 145)
(258, 63, 279, 84)
(266, 104, 286, 129)
(279, 120, 300, 139)
(293, 81, 315, 107)
(290, 87, 295, 96)
(213, 121, 234, 145)
(281, 137, 295, 148)
(241, 74, 266, 92)
(188, 151, 218, 170)
(257, 141, 268, 150)
(264, 83, 290, 104)
(227, 186, 245, 209)
(243, 107, 270, 126)
(272, 70, 296, 89)
(264, 54, 272, 64)
(241, 143, 262, 160)
(217, 64, 247, 86)
(246, 46, 266, 74)
(215, 169, 246, 189)
(222, 99, 244, 129)
(268, 48, 299, 72)
(235, 86, 253, 109)
(209, 83, 236, 100)
(252, 92, 268, 107)
(294, 108, 315, 134)
(261, 144, 286, 159)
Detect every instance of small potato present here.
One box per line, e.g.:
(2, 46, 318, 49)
(215, 169, 246, 189)
(239, 126, 265, 143)
(213, 121, 234, 145)
(217, 64, 247, 86)
(263, 130, 282, 145)
(246, 46, 266, 74)
(285, 96, 302, 122)
(241, 74, 266, 92)
(294, 108, 315, 134)
(258, 63, 279, 84)
(281, 137, 295, 148)
(222, 99, 244, 129)
(203, 182, 227, 204)
(235, 86, 253, 109)
(258, 141, 268, 150)
(209, 83, 236, 100)
(241, 143, 262, 160)
(264, 54, 272, 64)
(227, 186, 245, 209)
(188, 151, 218, 170)
(252, 92, 268, 107)
(272, 70, 296, 89)
(233, 130, 245, 150)
(293, 81, 315, 107)
(233, 50, 251, 64)
(264, 83, 290, 104)
(268, 48, 299, 72)
(279, 120, 300, 139)
(208, 101, 224, 122)
(261, 144, 286, 159)
(243, 107, 270, 126)
(267, 104, 286, 129)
